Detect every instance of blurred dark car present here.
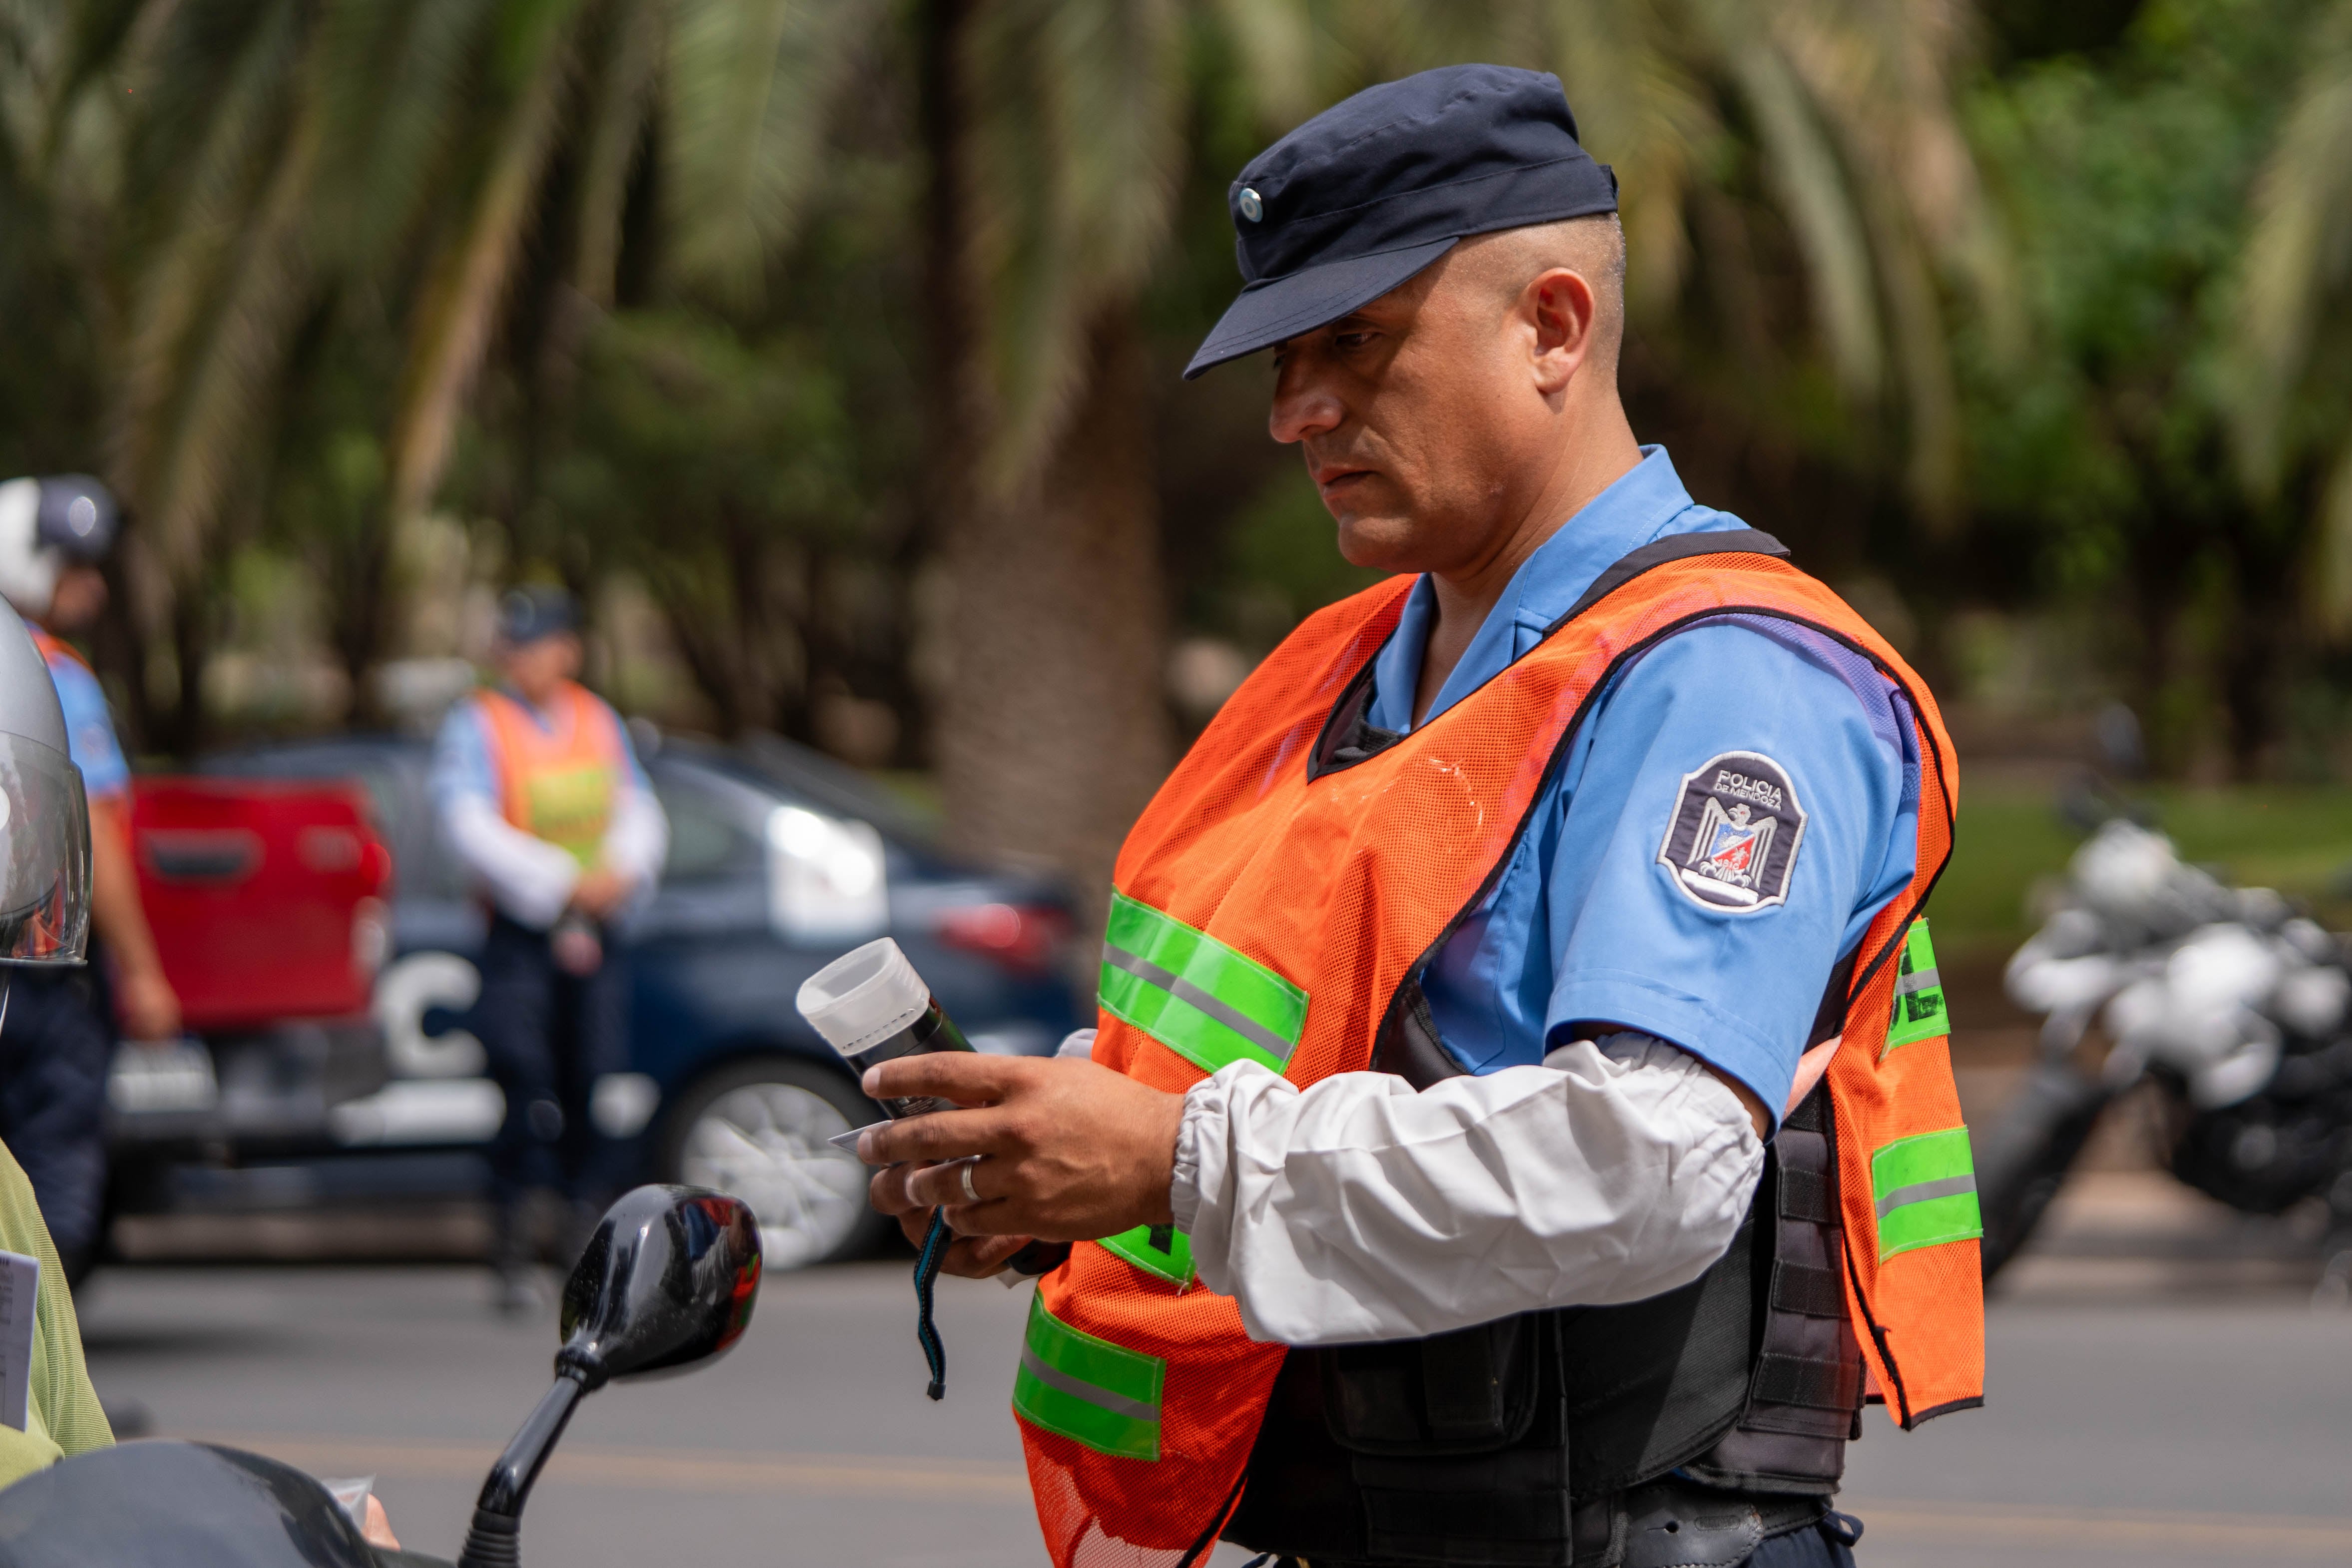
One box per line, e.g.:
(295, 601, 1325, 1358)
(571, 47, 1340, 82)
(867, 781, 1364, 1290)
(108, 729, 1079, 1269)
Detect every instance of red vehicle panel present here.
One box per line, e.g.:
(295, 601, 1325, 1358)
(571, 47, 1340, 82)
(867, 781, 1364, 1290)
(130, 780, 393, 1032)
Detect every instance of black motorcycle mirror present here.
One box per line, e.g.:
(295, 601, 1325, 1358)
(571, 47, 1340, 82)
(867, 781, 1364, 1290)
(456, 1185, 761, 1568)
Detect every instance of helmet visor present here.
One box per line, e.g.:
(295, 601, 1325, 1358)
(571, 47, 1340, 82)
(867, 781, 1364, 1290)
(0, 734, 89, 965)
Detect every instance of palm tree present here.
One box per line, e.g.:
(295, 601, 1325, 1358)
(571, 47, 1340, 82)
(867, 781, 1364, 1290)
(918, 0, 1196, 910)
(2221, 0, 2352, 629)
(925, 0, 2003, 915)
(0, 0, 879, 737)
(8, 0, 1996, 888)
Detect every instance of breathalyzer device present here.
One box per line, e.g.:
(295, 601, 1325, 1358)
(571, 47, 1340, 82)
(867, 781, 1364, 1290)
(797, 936, 978, 1119)
(796, 937, 975, 1399)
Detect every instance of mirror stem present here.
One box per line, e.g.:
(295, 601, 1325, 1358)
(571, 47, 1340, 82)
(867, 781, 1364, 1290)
(456, 1371, 589, 1568)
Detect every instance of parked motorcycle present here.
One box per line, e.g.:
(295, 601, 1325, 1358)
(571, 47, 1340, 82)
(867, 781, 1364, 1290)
(1980, 817, 2352, 1299)
(0, 1183, 762, 1566)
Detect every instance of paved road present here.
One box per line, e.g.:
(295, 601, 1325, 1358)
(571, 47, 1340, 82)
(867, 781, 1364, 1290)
(69, 1235, 2351, 1568)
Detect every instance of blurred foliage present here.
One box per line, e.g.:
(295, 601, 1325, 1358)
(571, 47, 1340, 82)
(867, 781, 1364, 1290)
(1956, 0, 2333, 773)
(2223, 0, 2352, 628)
(1935, 783, 2352, 961)
(12, 0, 2352, 875)
(541, 311, 860, 736)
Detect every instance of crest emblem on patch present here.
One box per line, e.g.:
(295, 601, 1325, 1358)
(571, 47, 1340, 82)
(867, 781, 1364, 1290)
(1657, 751, 1807, 912)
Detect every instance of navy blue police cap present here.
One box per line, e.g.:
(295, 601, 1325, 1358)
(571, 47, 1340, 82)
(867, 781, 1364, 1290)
(33, 476, 118, 563)
(495, 585, 579, 646)
(1185, 64, 1617, 380)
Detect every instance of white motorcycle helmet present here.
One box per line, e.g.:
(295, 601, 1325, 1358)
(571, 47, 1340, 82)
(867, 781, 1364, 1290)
(0, 594, 90, 965)
(0, 474, 118, 620)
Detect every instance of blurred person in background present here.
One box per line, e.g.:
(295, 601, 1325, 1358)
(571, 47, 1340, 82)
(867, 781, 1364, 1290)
(0, 475, 180, 1283)
(0, 592, 117, 1479)
(431, 587, 666, 1313)
(0, 596, 406, 1539)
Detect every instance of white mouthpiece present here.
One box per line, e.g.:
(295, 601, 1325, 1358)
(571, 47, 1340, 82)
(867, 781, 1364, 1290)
(796, 937, 930, 1055)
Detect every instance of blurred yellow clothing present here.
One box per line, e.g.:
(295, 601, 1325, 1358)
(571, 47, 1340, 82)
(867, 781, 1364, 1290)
(0, 1138, 110, 1487)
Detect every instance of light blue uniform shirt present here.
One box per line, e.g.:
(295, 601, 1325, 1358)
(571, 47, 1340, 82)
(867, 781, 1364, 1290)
(1365, 448, 1919, 1124)
(41, 648, 129, 799)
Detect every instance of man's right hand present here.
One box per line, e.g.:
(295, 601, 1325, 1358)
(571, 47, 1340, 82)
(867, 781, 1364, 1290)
(569, 866, 633, 920)
(868, 1178, 1036, 1279)
(116, 964, 182, 1044)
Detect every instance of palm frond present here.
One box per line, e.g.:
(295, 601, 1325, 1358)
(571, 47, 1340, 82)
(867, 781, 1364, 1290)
(109, 0, 308, 523)
(1707, 11, 1885, 401)
(1541, 0, 1715, 320)
(1203, 0, 1314, 127)
(386, 9, 577, 516)
(135, 103, 319, 575)
(973, 0, 1185, 496)
(2222, 0, 2352, 493)
(663, 0, 882, 306)
(567, 0, 662, 305)
(310, 0, 496, 270)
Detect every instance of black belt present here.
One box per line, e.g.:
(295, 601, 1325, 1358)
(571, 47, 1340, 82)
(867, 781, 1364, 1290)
(1255, 1479, 1831, 1568)
(1572, 1478, 1830, 1568)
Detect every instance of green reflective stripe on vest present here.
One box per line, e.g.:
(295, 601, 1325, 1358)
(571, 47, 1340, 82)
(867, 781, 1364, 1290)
(1884, 919, 1950, 1054)
(1870, 1126, 1982, 1260)
(524, 762, 615, 868)
(1100, 1221, 1194, 1288)
(1100, 891, 1308, 1075)
(1012, 1291, 1164, 1461)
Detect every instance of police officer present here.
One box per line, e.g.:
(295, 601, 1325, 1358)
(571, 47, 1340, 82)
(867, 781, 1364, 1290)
(860, 67, 1984, 1568)
(0, 593, 122, 1474)
(0, 476, 180, 1282)
(430, 587, 666, 1311)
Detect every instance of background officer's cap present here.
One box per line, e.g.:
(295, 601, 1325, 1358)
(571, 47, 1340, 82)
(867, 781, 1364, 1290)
(494, 585, 579, 647)
(32, 476, 118, 564)
(1186, 64, 1617, 380)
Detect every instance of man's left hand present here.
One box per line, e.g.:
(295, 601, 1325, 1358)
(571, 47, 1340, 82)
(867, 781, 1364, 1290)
(569, 866, 634, 920)
(859, 1055, 1184, 1242)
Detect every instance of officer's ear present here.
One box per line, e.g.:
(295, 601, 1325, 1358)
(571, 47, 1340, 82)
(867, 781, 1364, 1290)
(1524, 267, 1601, 397)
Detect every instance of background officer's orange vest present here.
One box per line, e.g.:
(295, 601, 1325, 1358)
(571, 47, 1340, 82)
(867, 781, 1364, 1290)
(1013, 542, 1978, 1568)
(472, 683, 625, 868)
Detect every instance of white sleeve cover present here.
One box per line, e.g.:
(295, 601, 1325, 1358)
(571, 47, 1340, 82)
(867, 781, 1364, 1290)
(599, 779, 669, 890)
(442, 794, 580, 930)
(1169, 1036, 1764, 1346)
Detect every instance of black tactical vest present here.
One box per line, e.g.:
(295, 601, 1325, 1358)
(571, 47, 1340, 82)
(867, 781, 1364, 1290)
(1221, 987, 1867, 1568)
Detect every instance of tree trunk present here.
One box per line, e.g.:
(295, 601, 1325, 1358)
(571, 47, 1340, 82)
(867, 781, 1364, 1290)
(918, 0, 1171, 923)
(160, 574, 212, 758)
(2124, 506, 2201, 779)
(935, 306, 1173, 925)
(2217, 503, 2297, 781)
(322, 502, 396, 729)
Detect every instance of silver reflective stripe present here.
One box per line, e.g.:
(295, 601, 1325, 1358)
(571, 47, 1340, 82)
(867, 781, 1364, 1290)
(1099, 943, 1296, 1062)
(1018, 1345, 1162, 1424)
(1894, 965, 1942, 997)
(1874, 1172, 1977, 1219)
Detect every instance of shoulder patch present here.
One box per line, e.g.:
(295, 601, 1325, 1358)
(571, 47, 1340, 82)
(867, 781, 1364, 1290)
(1657, 751, 1807, 913)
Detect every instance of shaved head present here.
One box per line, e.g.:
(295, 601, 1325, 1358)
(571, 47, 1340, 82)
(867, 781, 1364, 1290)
(1454, 214, 1628, 369)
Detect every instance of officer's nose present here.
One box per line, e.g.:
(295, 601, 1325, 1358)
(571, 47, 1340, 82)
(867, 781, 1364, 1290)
(1268, 355, 1344, 446)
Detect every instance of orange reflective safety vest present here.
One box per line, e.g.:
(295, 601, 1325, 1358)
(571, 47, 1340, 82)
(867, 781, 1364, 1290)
(471, 682, 626, 867)
(27, 626, 87, 675)
(1014, 534, 1979, 1567)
